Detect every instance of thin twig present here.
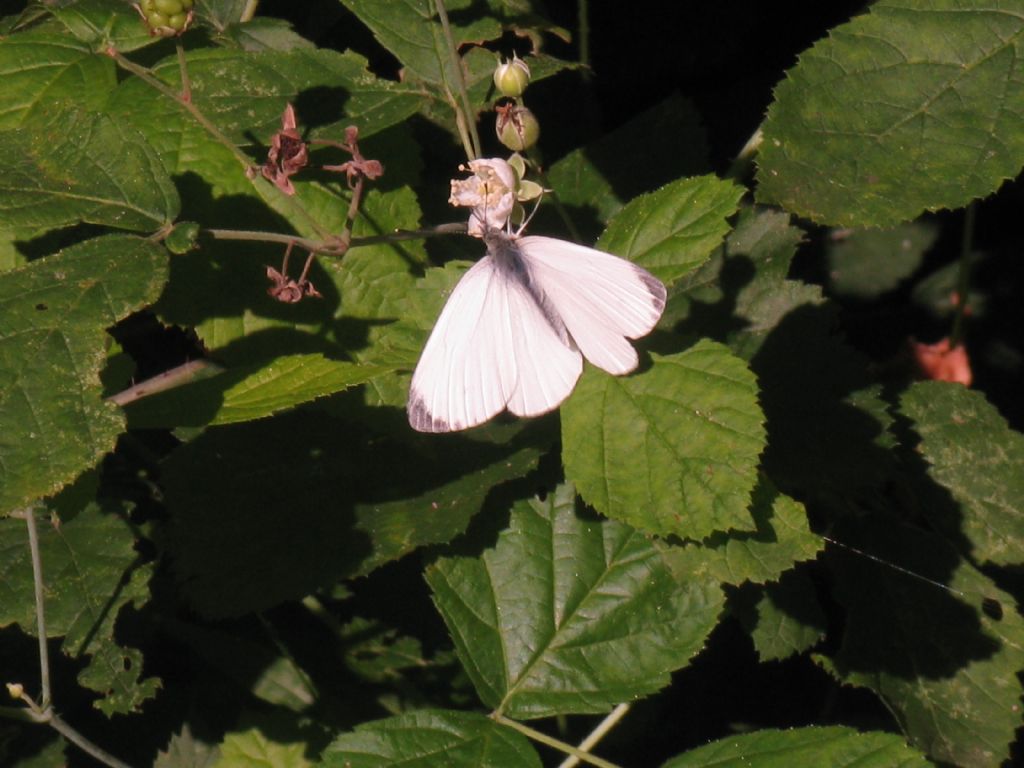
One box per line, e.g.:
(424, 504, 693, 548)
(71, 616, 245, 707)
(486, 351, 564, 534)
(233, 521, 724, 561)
(106, 360, 224, 407)
(9, 555, 136, 768)
(494, 715, 622, 768)
(22, 508, 50, 708)
(949, 202, 976, 348)
(557, 704, 631, 768)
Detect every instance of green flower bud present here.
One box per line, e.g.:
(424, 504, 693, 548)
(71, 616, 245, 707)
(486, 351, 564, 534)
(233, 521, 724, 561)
(493, 54, 531, 98)
(496, 104, 540, 151)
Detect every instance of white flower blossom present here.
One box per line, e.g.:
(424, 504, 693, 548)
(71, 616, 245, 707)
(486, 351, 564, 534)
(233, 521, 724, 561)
(449, 158, 518, 237)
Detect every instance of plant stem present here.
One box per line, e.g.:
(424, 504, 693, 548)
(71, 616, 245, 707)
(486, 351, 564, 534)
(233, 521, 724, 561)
(578, 0, 591, 77)
(557, 704, 631, 768)
(435, 0, 481, 158)
(950, 202, 976, 348)
(22, 507, 50, 709)
(205, 222, 466, 253)
(11, 526, 136, 768)
(48, 711, 136, 768)
(494, 715, 622, 768)
(106, 359, 224, 407)
(175, 38, 192, 102)
(206, 228, 329, 252)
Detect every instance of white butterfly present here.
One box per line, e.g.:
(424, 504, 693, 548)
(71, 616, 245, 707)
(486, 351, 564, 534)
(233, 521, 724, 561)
(407, 229, 667, 432)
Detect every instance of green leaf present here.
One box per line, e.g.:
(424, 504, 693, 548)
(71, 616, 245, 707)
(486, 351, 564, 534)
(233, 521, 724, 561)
(125, 356, 392, 428)
(0, 32, 116, 130)
(670, 215, 896, 502)
(562, 341, 765, 539)
(901, 382, 1024, 566)
(662, 726, 930, 767)
(658, 478, 822, 585)
(732, 568, 828, 662)
(48, 0, 161, 53)
(826, 222, 938, 300)
(0, 235, 168, 515)
(320, 710, 541, 768)
(0, 481, 159, 715)
(757, 0, 1024, 226)
(195, 0, 250, 29)
(155, 725, 220, 768)
(161, 411, 543, 618)
(543, 94, 711, 241)
(214, 728, 312, 768)
(0, 107, 180, 233)
(824, 516, 1024, 767)
(598, 175, 743, 285)
(220, 18, 317, 52)
(426, 485, 725, 719)
(664, 207, 818, 359)
(162, 620, 315, 712)
(338, 616, 428, 684)
(107, 47, 422, 148)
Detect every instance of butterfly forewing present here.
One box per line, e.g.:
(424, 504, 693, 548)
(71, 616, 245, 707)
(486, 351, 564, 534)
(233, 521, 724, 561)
(408, 253, 584, 432)
(408, 258, 516, 432)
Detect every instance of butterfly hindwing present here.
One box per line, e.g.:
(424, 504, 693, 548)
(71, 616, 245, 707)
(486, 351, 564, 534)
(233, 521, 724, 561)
(516, 236, 666, 375)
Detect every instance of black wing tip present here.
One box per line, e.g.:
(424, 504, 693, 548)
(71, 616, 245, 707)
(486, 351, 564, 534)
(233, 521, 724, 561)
(637, 268, 668, 310)
(407, 392, 456, 433)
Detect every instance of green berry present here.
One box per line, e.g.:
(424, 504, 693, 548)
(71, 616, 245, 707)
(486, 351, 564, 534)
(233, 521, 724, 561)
(168, 12, 187, 29)
(154, 0, 182, 14)
(148, 11, 169, 27)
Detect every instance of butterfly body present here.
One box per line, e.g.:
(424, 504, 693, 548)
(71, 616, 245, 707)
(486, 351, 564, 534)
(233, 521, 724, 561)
(408, 231, 666, 433)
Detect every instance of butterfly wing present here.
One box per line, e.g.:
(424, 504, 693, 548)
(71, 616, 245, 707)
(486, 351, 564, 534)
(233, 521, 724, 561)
(516, 235, 666, 374)
(408, 256, 582, 432)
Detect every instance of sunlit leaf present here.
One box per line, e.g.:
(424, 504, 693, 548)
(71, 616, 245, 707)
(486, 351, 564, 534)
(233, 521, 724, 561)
(427, 485, 724, 718)
(901, 382, 1024, 567)
(824, 516, 1024, 767)
(0, 32, 115, 130)
(0, 235, 168, 515)
(598, 175, 743, 285)
(662, 726, 930, 767)
(562, 341, 765, 539)
(321, 710, 541, 768)
(757, 0, 1024, 226)
(658, 479, 822, 585)
(0, 107, 180, 233)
